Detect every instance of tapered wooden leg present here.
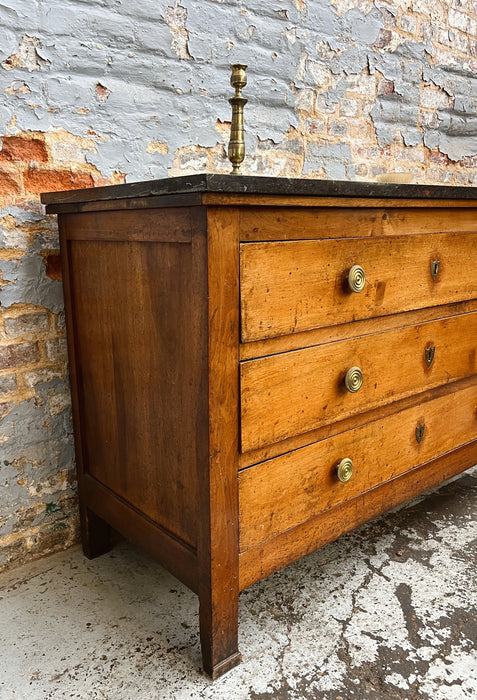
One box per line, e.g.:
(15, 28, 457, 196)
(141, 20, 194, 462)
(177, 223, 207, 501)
(80, 506, 113, 559)
(199, 588, 242, 679)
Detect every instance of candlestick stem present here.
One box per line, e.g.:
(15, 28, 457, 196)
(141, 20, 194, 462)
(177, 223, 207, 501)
(228, 64, 247, 174)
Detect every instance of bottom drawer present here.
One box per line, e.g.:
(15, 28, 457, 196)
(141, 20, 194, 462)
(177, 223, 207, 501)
(239, 382, 477, 552)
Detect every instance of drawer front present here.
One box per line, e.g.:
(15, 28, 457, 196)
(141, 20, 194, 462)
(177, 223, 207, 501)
(239, 382, 477, 551)
(240, 311, 477, 451)
(240, 232, 477, 342)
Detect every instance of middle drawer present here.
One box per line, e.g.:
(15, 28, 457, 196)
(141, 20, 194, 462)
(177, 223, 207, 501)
(240, 311, 477, 451)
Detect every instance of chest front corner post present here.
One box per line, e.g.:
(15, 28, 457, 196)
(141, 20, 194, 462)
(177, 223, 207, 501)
(198, 206, 242, 678)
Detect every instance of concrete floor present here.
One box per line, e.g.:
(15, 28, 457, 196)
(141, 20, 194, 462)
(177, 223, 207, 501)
(1, 468, 476, 700)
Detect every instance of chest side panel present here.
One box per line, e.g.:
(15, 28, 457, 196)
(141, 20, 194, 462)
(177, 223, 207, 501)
(62, 207, 207, 551)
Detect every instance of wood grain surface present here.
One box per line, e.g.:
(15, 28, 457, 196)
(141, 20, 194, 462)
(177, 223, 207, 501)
(198, 207, 242, 678)
(82, 474, 200, 592)
(204, 194, 477, 209)
(241, 311, 477, 451)
(240, 298, 477, 362)
(65, 217, 206, 551)
(239, 440, 477, 589)
(61, 207, 195, 241)
(239, 206, 477, 241)
(239, 381, 477, 550)
(241, 232, 477, 342)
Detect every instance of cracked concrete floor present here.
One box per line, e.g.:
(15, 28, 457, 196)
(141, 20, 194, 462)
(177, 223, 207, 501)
(1, 468, 476, 700)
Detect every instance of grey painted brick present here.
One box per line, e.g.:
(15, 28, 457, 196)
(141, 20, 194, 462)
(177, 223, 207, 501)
(0, 207, 58, 253)
(0, 391, 74, 521)
(114, 0, 174, 22)
(56, 311, 66, 330)
(0, 374, 17, 395)
(339, 98, 360, 117)
(339, 6, 383, 45)
(45, 338, 68, 362)
(257, 138, 303, 155)
(440, 112, 477, 137)
(23, 367, 64, 388)
(423, 64, 474, 99)
(1, 382, 73, 456)
(4, 312, 49, 339)
(304, 142, 356, 180)
(366, 41, 477, 156)
(455, 94, 477, 113)
(45, 5, 136, 46)
(328, 121, 347, 136)
(0, 256, 64, 312)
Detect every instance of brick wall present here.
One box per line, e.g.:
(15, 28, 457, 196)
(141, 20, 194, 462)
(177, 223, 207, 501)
(1, 0, 476, 571)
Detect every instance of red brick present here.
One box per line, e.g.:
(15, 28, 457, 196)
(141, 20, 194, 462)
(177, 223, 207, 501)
(0, 170, 21, 195)
(378, 78, 394, 95)
(0, 341, 40, 370)
(41, 251, 62, 281)
(374, 29, 393, 48)
(24, 170, 94, 194)
(0, 136, 48, 163)
(4, 312, 49, 339)
(461, 155, 477, 168)
(430, 150, 450, 166)
(96, 83, 111, 101)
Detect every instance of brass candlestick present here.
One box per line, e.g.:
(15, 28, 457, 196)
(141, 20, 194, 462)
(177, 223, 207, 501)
(228, 64, 247, 174)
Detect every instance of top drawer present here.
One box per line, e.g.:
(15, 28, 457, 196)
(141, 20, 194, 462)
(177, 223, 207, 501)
(240, 232, 477, 342)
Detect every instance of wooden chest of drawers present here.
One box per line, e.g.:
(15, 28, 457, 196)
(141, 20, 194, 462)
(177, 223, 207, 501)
(42, 175, 477, 678)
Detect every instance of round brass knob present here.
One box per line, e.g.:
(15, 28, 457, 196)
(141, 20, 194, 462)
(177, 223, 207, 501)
(348, 265, 366, 293)
(344, 366, 363, 393)
(337, 458, 354, 483)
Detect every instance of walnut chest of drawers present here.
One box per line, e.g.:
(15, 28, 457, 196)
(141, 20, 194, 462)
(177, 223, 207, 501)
(42, 174, 477, 678)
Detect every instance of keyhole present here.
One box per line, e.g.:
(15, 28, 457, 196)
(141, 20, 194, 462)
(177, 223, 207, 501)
(431, 260, 440, 281)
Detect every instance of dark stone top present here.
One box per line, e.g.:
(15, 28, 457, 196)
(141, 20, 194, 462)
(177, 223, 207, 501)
(41, 173, 477, 212)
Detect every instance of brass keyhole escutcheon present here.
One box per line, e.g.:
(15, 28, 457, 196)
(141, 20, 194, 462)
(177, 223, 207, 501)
(337, 458, 354, 483)
(348, 265, 366, 293)
(415, 423, 425, 444)
(425, 346, 435, 367)
(431, 259, 440, 281)
(344, 366, 363, 393)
